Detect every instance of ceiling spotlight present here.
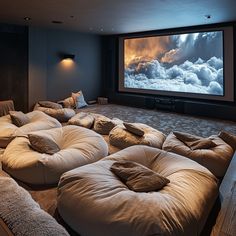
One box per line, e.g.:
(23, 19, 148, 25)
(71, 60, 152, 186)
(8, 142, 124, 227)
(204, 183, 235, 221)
(70, 15, 74, 18)
(204, 15, 211, 19)
(24, 17, 31, 21)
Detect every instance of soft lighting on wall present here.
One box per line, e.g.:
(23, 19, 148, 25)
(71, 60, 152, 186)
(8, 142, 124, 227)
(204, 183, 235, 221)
(59, 53, 76, 69)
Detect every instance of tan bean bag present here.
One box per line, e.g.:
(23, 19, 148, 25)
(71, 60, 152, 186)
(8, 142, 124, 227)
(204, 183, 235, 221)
(57, 145, 218, 236)
(109, 123, 165, 149)
(1, 125, 108, 185)
(162, 132, 234, 177)
(0, 111, 61, 148)
(34, 103, 75, 122)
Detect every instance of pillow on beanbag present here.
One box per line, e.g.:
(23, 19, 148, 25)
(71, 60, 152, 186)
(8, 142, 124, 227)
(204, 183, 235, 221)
(219, 131, 236, 150)
(28, 134, 60, 155)
(72, 91, 88, 109)
(63, 97, 75, 108)
(68, 112, 95, 129)
(173, 131, 217, 150)
(110, 161, 170, 192)
(38, 101, 63, 109)
(9, 111, 30, 127)
(124, 122, 145, 136)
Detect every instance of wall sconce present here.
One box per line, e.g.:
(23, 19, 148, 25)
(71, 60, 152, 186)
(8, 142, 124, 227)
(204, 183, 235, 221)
(59, 53, 76, 69)
(59, 53, 75, 60)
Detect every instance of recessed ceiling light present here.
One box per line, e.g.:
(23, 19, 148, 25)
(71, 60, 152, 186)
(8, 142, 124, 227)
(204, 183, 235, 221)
(204, 14, 211, 19)
(24, 17, 31, 21)
(52, 20, 63, 24)
(70, 15, 74, 18)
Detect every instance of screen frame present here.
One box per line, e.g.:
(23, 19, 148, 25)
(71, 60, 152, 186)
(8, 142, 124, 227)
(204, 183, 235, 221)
(118, 26, 234, 102)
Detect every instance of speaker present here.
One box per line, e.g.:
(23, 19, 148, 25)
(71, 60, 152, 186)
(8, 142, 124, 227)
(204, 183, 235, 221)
(145, 97, 155, 109)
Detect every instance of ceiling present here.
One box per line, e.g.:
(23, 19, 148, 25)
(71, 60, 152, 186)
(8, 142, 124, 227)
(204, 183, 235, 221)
(0, 0, 235, 34)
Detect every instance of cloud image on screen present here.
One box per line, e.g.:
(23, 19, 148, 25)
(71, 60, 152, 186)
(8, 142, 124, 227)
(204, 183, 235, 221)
(124, 31, 223, 95)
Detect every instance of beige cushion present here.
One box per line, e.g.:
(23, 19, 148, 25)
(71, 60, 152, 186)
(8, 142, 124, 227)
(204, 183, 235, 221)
(38, 101, 63, 109)
(0, 110, 61, 148)
(72, 91, 88, 108)
(68, 112, 94, 129)
(63, 97, 75, 108)
(162, 132, 234, 177)
(57, 145, 218, 236)
(9, 111, 30, 127)
(93, 115, 122, 135)
(173, 131, 217, 150)
(109, 123, 165, 149)
(1, 125, 108, 185)
(219, 131, 236, 150)
(124, 122, 145, 136)
(28, 134, 60, 155)
(110, 161, 170, 192)
(34, 103, 76, 122)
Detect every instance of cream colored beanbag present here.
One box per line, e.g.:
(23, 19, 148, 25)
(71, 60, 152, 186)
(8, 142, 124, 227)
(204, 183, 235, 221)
(109, 123, 165, 149)
(0, 111, 61, 148)
(162, 132, 234, 177)
(57, 145, 218, 236)
(34, 103, 75, 122)
(1, 125, 108, 185)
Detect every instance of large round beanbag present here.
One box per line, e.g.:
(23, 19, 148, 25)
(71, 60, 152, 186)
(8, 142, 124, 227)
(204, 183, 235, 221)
(1, 125, 108, 185)
(162, 132, 234, 178)
(0, 111, 61, 148)
(34, 103, 75, 122)
(57, 145, 218, 236)
(109, 123, 165, 149)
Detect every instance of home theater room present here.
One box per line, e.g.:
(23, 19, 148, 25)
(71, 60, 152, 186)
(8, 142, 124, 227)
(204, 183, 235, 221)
(0, 0, 236, 235)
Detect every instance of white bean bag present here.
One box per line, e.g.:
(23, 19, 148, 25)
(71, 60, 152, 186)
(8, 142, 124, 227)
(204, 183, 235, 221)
(162, 132, 234, 177)
(109, 123, 165, 149)
(0, 111, 61, 148)
(1, 125, 108, 185)
(57, 145, 218, 236)
(34, 103, 75, 122)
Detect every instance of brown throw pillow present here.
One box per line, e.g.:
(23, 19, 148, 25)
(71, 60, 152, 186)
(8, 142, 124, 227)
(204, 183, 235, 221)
(124, 123, 145, 136)
(68, 112, 95, 129)
(38, 101, 63, 109)
(219, 131, 236, 150)
(173, 131, 216, 150)
(110, 161, 170, 192)
(93, 116, 116, 135)
(9, 111, 30, 127)
(28, 134, 60, 155)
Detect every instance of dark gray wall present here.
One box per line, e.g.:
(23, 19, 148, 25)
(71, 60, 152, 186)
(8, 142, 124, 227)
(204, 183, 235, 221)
(28, 27, 102, 108)
(0, 24, 28, 112)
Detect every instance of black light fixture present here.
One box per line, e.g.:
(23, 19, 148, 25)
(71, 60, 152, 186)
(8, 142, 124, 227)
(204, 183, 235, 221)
(59, 53, 75, 60)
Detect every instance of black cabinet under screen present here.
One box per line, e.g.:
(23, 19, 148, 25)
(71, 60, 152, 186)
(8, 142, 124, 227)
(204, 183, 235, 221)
(0, 25, 28, 112)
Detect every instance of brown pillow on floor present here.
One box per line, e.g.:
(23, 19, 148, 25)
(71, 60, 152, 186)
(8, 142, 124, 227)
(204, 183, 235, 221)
(219, 131, 236, 150)
(28, 134, 60, 155)
(9, 111, 30, 127)
(124, 123, 145, 137)
(38, 101, 63, 109)
(110, 161, 170, 192)
(173, 131, 216, 150)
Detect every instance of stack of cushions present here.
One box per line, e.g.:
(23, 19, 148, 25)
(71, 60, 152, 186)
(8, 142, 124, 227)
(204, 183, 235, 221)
(162, 131, 234, 177)
(62, 91, 88, 109)
(0, 110, 61, 148)
(57, 145, 218, 236)
(34, 101, 75, 122)
(1, 125, 108, 185)
(109, 122, 166, 149)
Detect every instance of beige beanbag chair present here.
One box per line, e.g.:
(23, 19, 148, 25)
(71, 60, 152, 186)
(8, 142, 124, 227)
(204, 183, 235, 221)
(162, 132, 234, 177)
(109, 123, 165, 149)
(0, 111, 61, 148)
(34, 103, 75, 122)
(1, 125, 108, 185)
(57, 145, 218, 236)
